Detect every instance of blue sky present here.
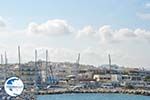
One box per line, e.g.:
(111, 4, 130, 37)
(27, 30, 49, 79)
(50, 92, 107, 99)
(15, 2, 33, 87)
(0, 0, 149, 29)
(0, 0, 150, 69)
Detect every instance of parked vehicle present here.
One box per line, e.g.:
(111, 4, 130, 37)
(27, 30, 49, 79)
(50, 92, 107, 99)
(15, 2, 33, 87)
(101, 83, 114, 89)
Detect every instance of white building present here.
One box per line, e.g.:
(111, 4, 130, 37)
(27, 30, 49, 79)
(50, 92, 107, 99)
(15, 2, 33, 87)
(93, 74, 111, 82)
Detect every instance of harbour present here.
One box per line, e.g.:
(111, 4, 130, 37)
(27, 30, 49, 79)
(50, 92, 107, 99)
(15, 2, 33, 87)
(0, 46, 150, 99)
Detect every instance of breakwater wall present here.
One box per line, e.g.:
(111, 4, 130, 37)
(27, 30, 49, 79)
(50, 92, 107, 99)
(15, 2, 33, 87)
(37, 88, 150, 96)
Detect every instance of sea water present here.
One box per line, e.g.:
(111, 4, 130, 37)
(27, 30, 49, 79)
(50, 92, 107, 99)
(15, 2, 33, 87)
(37, 93, 150, 100)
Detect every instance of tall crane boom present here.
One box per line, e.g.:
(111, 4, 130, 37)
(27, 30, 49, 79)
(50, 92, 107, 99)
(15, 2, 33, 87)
(108, 54, 111, 74)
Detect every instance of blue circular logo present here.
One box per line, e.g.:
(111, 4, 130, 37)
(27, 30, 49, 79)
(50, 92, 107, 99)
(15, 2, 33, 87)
(4, 77, 24, 97)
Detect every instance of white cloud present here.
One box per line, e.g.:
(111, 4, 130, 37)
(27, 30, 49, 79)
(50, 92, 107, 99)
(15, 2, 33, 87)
(76, 25, 96, 38)
(135, 28, 150, 42)
(28, 19, 73, 36)
(20, 19, 150, 45)
(75, 25, 150, 44)
(98, 25, 114, 43)
(97, 25, 138, 44)
(116, 28, 136, 38)
(0, 16, 6, 28)
(114, 28, 137, 41)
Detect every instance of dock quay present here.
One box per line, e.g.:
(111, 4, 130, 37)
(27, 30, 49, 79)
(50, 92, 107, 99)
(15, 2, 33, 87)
(37, 88, 150, 96)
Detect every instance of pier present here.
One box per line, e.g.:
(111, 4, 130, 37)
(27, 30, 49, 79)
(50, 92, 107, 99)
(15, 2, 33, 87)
(37, 88, 150, 96)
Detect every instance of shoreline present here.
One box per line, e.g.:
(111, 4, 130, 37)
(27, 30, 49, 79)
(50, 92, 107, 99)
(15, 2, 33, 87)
(37, 88, 150, 96)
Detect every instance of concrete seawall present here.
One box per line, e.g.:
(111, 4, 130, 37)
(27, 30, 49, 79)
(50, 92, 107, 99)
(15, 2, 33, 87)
(37, 88, 150, 96)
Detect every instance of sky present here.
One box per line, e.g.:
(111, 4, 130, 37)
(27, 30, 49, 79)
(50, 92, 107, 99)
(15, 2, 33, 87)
(0, 0, 150, 69)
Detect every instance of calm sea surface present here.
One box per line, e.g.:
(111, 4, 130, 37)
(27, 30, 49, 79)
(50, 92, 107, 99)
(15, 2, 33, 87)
(37, 93, 150, 100)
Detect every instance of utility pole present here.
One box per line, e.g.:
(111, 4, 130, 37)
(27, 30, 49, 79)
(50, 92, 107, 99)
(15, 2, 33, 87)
(108, 54, 111, 74)
(18, 46, 21, 76)
(76, 53, 80, 64)
(35, 49, 37, 67)
(18, 46, 21, 66)
(76, 53, 80, 77)
(74, 53, 80, 83)
(46, 50, 48, 83)
(4, 51, 7, 80)
(1, 54, 3, 65)
(34, 49, 38, 98)
(5, 51, 7, 65)
(1, 54, 5, 81)
(35, 49, 37, 73)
